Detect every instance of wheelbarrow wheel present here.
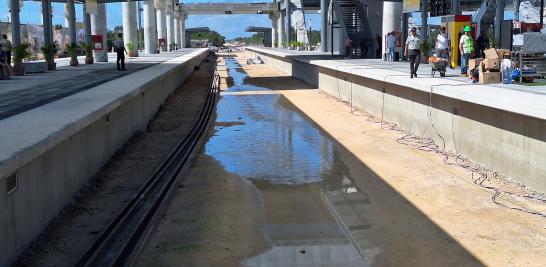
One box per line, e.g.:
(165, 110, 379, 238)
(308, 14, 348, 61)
(440, 71, 446, 77)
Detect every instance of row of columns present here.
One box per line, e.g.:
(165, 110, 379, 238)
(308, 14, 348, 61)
(268, 12, 285, 48)
(8, 0, 187, 65)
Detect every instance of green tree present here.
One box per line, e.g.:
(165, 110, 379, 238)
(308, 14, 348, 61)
(308, 30, 320, 46)
(189, 31, 225, 46)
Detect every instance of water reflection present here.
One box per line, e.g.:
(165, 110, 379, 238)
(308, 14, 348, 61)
(224, 57, 269, 91)
(206, 57, 370, 266)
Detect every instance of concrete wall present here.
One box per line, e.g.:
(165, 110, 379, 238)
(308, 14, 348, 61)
(0, 49, 209, 266)
(245, 48, 546, 195)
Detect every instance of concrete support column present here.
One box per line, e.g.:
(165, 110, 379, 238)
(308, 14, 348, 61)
(67, 0, 77, 44)
(420, 0, 428, 39)
(401, 12, 408, 59)
(174, 16, 180, 49)
(285, 0, 291, 45)
(83, 8, 92, 44)
(91, 3, 108, 62)
(143, 0, 157, 54)
(166, 12, 174, 50)
(270, 14, 278, 47)
(180, 14, 186, 48)
(495, 0, 504, 48)
(382, 2, 402, 59)
(320, 0, 328, 52)
(278, 12, 285, 48)
(123, 1, 139, 56)
(157, 6, 167, 51)
(41, 0, 53, 45)
(9, 0, 21, 58)
(64, 4, 70, 28)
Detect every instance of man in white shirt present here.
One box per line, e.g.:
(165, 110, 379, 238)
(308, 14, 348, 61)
(435, 27, 449, 60)
(404, 27, 422, 78)
(386, 32, 397, 62)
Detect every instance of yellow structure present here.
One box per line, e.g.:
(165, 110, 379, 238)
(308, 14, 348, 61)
(441, 15, 472, 68)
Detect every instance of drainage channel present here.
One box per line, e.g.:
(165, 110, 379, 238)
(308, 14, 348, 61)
(207, 56, 370, 266)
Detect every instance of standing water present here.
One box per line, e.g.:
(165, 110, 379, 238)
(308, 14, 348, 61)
(203, 57, 370, 266)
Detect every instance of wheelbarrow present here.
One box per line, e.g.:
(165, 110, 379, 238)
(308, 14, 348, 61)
(430, 57, 449, 77)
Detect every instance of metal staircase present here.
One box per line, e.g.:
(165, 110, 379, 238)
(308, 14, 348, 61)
(334, 0, 372, 57)
(472, 0, 497, 35)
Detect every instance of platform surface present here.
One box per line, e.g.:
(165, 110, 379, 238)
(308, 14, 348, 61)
(247, 47, 546, 120)
(0, 49, 208, 178)
(0, 50, 198, 120)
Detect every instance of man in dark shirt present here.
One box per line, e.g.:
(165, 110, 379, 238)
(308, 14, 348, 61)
(114, 33, 128, 71)
(360, 38, 369, 58)
(374, 34, 382, 58)
(475, 32, 489, 58)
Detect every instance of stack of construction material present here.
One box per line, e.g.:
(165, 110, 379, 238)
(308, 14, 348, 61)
(478, 48, 501, 84)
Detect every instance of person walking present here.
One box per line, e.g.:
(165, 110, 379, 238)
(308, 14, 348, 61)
(404, 27, 422, 78)
(459, 25, 474, 76)
(114, 33, 128, 71)
(0, 34, 13, 65)
(386, 32, 397, 62)
(436, 27, 450, 60)
(344, 36, 353, 58)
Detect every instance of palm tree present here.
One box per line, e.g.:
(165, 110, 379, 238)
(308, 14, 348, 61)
(66, 42, 79, 66)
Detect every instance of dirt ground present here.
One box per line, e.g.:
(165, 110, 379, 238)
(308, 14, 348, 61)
(137, 52, 546, 267)
(242, 56, 546, 266)
(12, 60, 214, 267)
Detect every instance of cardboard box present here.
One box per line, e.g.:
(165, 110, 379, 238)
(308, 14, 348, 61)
(496, 49, 511, 58)
(484, 48, 499, 59)
(479, 71, 501, 84)
(469, 58, 483, 70)
(483, 58, 500, 70)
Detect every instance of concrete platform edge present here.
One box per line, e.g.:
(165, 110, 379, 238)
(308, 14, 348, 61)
(0, 49, 209, 266)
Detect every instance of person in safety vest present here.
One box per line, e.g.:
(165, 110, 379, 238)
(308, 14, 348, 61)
(459, 25, 474, 75)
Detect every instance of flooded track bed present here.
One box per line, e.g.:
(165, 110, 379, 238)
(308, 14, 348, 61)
(136, 54, 546, 267)
(138, 56, 370, 266)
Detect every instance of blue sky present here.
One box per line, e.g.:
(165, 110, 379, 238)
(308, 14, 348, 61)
(0, 0, 321, 39)
(2, 1, 515, 39)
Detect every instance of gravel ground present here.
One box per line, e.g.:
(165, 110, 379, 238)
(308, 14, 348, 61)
(12, 59, 215, 267)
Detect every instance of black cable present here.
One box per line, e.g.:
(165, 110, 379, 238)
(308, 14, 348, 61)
(339, 83, 546, 219)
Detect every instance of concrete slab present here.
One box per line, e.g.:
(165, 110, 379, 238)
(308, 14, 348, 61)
(0, 50, 199, 120)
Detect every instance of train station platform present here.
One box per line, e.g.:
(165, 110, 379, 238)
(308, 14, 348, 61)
(0, 48, 209, 266)
(0, 50, 200, 120)
(246, 47, 546, 194)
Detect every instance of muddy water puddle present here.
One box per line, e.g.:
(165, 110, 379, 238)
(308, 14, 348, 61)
(203, 57, 371, 266)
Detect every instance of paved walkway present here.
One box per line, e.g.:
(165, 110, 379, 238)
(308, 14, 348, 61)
(0, 50, 198, 120)
(253, 47, 546, 95)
